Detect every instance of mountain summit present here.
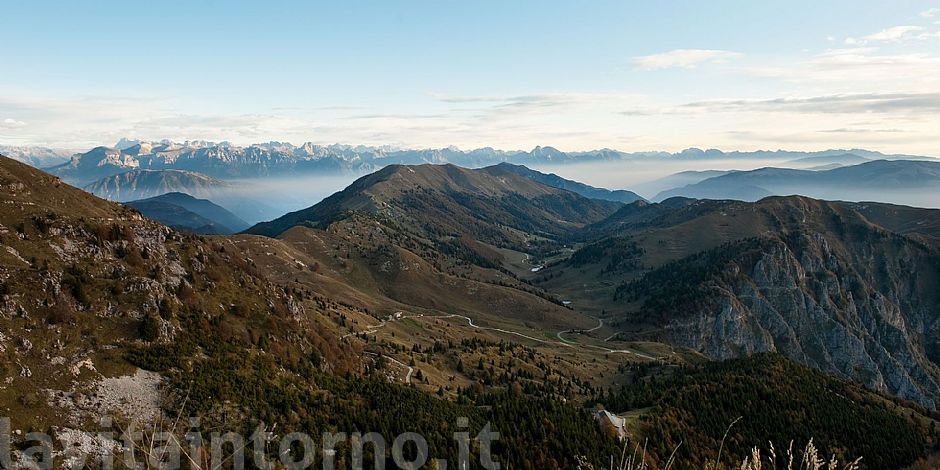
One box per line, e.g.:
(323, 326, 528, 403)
(245, 163, 622, 244)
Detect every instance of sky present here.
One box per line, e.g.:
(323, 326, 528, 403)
(2, 0, 939, 155)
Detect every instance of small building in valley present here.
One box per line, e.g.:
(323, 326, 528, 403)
(594, 409, 628, 441)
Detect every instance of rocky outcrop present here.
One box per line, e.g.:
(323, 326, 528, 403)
(632, 229, 940, 407)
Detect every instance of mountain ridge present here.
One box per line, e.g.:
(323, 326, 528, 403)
(83, 168, 231, 201)
(655, 159, 940, 207)
(245, 163, 623, 246)
(125, 192, 250, 234)
(32, 138, 937, 186)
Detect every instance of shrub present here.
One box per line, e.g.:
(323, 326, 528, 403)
(158, 297, 176, 319)
(46, 295, 76, 325)
(139, 314, 161, 342)
(61, 264, 91, 306)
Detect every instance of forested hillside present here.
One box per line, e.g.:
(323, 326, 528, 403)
(596, 354, 937, 469)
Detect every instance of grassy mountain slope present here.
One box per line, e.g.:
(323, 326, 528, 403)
(124, 199, 231, 234)
(841, 201, 940, 247)
(0, 155, 629, 468)
(0, 155, 356, 429)
(9, 153, 940, 467)
(242, 163, 631, 332)
(245, 163, 622, 246)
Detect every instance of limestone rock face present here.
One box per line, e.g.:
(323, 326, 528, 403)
(646, 231, 940, 408)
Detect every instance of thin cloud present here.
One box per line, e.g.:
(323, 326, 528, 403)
(846, 25, 925, 44)
(632, 49, 742, 70)
(430, 93, 505, 104)
(818, 128, 906, 134)
(432, 92, 633, 108)
(748, 48, 940, 90)
(494, 94, 602, 110)
(341, 113, 447, 120)
(683, 92, 940, 114)
(0, 118, 26, 129)
(921, 7, 940, 18)
(431, 92, 650, 114)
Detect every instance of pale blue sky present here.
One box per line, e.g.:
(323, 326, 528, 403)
(2, 0, 939, 154)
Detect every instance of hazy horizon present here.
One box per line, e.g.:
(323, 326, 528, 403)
(8, 137, 940, 160)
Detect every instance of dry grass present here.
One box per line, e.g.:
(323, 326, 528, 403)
(610, 419, 863, 470)
(611, 438, 862, 470)
(733, 439, 862, 470)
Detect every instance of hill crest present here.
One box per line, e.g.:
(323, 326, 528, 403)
(245, 163, 623, 241)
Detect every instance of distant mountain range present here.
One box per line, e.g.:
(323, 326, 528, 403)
(83, 169, 231, 201)
(125, 192, 250, 234)
(0, 145, 72, 168)
(78, 160, 644, 227)
(23, 138, 934, 186)
(10, 139, 940, 226)
(782, 152, 872, 169)
(82, 169, 277, 223)
(484, 163, 645, 203)
(655, 159, 940, 207)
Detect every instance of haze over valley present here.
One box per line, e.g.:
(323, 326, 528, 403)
(9, 140, 938, 225)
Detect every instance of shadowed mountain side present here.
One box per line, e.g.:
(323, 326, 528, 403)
(633, 170, 732, 199)
(126, 192, 250, 234)
(125, 199, 231, 234)
(83, 169, 279, 223)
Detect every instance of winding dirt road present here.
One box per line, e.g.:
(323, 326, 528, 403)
(346, 311, 659, 385)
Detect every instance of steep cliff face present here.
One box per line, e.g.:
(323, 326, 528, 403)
(617, 208, 940, 407)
